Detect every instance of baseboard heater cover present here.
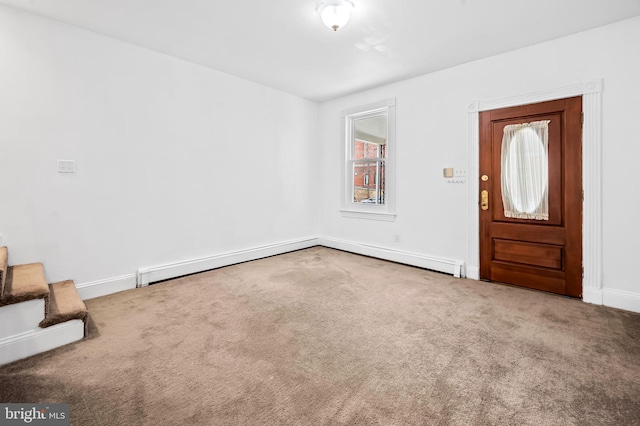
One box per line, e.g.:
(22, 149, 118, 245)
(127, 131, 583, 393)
(136, 238, 319, 287)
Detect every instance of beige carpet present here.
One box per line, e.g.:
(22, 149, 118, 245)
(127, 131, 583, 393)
(1, 247, 639, 425)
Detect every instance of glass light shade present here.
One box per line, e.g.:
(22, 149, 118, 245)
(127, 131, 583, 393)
(318, 0, 354, 31)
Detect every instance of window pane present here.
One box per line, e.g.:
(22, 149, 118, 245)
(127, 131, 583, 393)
(354, 114, 387, 160)
(354, 140, 382, 160)
(353, 161, 385, 204)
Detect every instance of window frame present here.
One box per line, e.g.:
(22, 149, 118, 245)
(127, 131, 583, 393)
(340, 98, 396, 221)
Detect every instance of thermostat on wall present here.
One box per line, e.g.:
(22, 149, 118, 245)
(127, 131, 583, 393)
(444, 167, 467, 184)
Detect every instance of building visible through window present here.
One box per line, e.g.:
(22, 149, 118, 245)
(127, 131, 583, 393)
(341, 98, 396, 221)
(351, 114, 387, 204)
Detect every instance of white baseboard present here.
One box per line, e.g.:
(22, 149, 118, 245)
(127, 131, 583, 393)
(0, 320, 84, 366)
(465, 266, 480, 280)
(70, 238, 640, 314)
(75, 274, 137, 300)
(77, 237, 463, 298)
(318, 237, 465, 277)
(582, 287, 604, 305)
(136, 237, 320, 287)
(602, 288, 640, 313)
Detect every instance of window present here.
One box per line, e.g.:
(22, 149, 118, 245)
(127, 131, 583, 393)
(501, 120, 550, 220)
(341, 98, 396, 221)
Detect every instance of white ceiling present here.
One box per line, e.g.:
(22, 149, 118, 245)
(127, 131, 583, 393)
(2, 0, 640, 102)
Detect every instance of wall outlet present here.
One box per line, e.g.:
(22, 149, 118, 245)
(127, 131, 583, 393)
(394, 234, 400, 242)
(57, 160, 76, 173)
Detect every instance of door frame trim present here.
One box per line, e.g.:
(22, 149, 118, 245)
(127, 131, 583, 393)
(467, 79, 603, 304)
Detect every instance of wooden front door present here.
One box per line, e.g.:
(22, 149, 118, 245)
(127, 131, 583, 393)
(479, 97, 582, 297)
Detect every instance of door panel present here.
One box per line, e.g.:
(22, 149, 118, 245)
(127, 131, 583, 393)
(493, 240, 563, 270)
(491, 223, 566, 245)
(490, 265, 566, 294)
(479, 97, 582, 297)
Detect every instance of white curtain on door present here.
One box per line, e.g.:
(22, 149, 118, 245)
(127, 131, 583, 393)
(501, 120, 550, 220)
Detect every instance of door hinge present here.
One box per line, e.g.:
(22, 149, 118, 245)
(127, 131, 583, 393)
(582, 189, 584, 202)
(582, 266, 584, 278)
(581, 112, 584, 124)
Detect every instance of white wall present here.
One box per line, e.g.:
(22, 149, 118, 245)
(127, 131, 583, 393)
(0, 6, 319, 290)
(318, 16, 640, 309)
(1, 5, 639, 311)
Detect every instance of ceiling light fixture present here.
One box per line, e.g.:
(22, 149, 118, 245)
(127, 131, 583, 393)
(317, 0, 354, 32)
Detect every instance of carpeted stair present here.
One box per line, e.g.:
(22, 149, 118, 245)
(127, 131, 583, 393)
(39, 280, 88, 328)
(0, 246, 7, 297)
(1, 262, 50, 305)
(0, 246, 88, 365)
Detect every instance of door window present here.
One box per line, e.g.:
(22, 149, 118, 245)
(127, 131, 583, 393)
(501, 120, 550, 220)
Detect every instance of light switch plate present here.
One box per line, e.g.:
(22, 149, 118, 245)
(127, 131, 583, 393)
(443, 167, 454, 178)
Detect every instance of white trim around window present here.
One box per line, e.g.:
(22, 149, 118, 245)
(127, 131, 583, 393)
(340, 98, 396, 221)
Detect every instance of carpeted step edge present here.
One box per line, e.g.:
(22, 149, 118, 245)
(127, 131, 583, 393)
(0, 263, 49, 306)
(39, 280, 88, 331)
(0, 246, 7, 299)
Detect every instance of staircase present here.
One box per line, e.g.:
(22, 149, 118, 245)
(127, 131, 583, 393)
(0, 246, 88, 365)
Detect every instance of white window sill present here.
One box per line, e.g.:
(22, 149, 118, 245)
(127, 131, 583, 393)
(339, 209, 397, 222)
